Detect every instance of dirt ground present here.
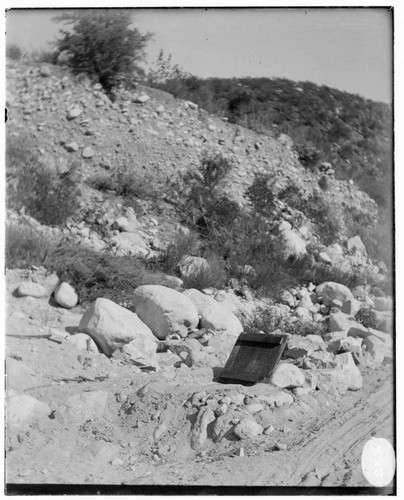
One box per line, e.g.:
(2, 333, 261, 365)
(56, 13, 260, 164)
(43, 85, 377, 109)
(4, 270, 395, 492)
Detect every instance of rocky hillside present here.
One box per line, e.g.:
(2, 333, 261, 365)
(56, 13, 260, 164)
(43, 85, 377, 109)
(5, 58, 395, 491)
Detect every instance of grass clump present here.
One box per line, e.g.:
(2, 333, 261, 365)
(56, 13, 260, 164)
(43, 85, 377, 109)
(242, 307, 329, 337)
(6, 136, 80, 227)
(355, 305, 377, 329)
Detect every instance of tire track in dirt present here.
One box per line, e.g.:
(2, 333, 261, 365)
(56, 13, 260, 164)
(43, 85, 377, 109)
(285, 372, 394, 486)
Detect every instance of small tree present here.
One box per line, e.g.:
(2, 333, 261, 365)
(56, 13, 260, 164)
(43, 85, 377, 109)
(54, 9, 152, 94)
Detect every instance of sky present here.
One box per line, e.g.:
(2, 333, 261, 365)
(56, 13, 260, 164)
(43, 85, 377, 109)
(5, 7, 392, 103)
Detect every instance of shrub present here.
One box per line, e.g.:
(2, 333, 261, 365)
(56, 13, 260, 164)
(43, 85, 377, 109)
(355, 305, 377, 329)
(294, 142, 322, 168)
(54, 9, 152, 94)
(6, 44, 22, 60)
(242, 307, 329, 337)
(246, 173, 276, 217)
(180, 253, 227, 291)
(5, 223, 57, 269)
(155, 231, 201, 274)
(6, 137, 81, 226)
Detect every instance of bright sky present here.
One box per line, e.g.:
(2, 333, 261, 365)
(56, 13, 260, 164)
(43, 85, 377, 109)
(5, 7, 392, 103)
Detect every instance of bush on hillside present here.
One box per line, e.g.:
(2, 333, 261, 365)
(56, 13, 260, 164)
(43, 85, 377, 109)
(6, 137, 80, 226)
(246, 173, 276, 218)
(355, 305, 377, 329)
(6, 44, 22, 60)
(54, 9, 152, 94)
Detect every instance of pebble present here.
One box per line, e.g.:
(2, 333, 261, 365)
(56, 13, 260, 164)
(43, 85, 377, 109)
(82, 147, 94, 158)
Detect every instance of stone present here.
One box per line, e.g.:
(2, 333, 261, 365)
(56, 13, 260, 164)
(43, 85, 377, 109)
(347, 235, 367, 255)
(280, 290, 295, 307)
(190, 406, 215, 450)
(316, 282, 354, 307)
(132, 93, 150, 104)
(7, 392, 50, 430)
(245, 403, 264, 414)
(6, 358, 42, 391)
(363, 335, 390, 365)
(212, 413, 235, 443)
(82, 147, 94, 159)
(79, 297, 155, 355)
(319, 252, 332, 264)
(329, 311, 359, 333)
(133, 285, 199, 340)
(64, 390, 109, 425)
(178, 256, 211, 279)
(43, 273, 60, 292)
(16, 282, 48, 298)
(182, 288, 217, 315)
(374, 297, 393, 312)
(65, 142, 79, 152)
(341, 298, 361, 316)
(66, 108, 82, 120)
(271, 363, 305, 389)
(121, 336, 159, 369)
(113, 216, 141, 233)
(54, 282, 78, 309)
(294, 307, 312, 320)
(39, 65, 51, 77)
(234, 418, 263, 439)
(279, 229, 306, 260)
(200, 303, 243, 336)
(111, 232, 148, 256)
(65, 333, 99, 353)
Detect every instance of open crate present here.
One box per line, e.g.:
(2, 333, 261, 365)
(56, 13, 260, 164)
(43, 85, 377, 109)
(219, 333, 288, 385)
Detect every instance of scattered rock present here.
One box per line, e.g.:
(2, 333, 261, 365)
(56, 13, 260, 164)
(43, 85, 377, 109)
(54, 282, 78, 309)
(271, 363, 305, 389)
(16, 282, 48, 298)
(234, 418, 263, 439)
(190, 406, 216, 450)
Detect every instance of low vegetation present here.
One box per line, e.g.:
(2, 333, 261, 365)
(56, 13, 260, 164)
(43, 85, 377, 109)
(355, 305, 377, 329)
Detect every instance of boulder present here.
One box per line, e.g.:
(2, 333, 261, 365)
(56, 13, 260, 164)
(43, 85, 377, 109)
(213, 290, 241, 313)
(200, 303, 243, 336)
(341, 298, 361, 316)
(334, 352, 363, 390)
(234, 418, 263, 439)
(54, 282, 78, 309)
(347, 235, 367, 255)
(190, 406, 216, 450)
(182, 288, 217, 315)
(271, 363, 305, 389)
(121, 337, 159, 369)
(111, 232, 149, 256)
(16, 282, 48, 298)
(279, 229, 306, 260)
(66, 108, 82, 120)
(79, 298, 156, 355)
(178, 256, 211, 279)
(65, 333, 100, 353)
(133, 285, 199, 340)
(363, 335, 387, 365)
(113, 215, 141, 233)
(280, 290, 295, 308)
(329, 311, 360, 333)
(7, 392, 50, 430)
(294, 306, 312, 321)
(316, 281, 354, 307)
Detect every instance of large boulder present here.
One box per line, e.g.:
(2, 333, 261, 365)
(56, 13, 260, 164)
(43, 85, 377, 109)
(78, 298, 155, 355)
(133, 285, 199, 339)
(316, 282, 354, 307)
(200, 303, 243, 336)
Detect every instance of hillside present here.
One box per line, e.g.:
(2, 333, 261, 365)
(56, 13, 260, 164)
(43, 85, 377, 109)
(147, 74, 392, 208)
(4, 57, 395, 491)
